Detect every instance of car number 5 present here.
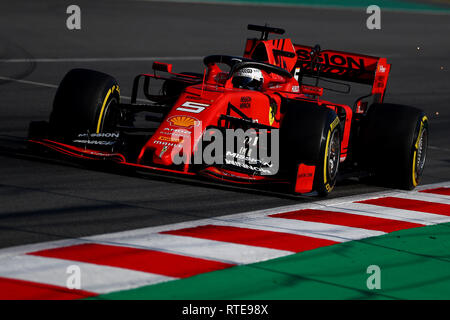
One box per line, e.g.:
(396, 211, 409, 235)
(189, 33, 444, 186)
(176, 101, 209, 113)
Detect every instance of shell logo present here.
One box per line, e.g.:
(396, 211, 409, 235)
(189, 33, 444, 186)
(167, 116, 200, 128)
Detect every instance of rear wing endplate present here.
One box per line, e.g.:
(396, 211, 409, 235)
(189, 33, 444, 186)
(294, 44, 391, 102)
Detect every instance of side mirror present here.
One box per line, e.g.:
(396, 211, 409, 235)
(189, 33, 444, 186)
(152, 62, 173, 73)
(273, 49, 295, 58)
(301, 85, 323, 96)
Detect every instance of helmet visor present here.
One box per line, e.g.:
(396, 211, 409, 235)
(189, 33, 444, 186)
(232, 76, 261, 90)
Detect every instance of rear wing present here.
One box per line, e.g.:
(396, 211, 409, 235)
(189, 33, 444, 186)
(294, 44, 391, 102)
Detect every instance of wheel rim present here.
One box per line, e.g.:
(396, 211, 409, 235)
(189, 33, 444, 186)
(415, 127, 428, 181)
(327, 129, 340, 181)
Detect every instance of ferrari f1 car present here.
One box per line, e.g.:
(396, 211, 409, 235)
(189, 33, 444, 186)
(28, 25, 428, 196)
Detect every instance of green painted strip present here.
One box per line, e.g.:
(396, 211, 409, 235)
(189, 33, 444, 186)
(91, 222, 450, 300)
(164, 0, 450, 13)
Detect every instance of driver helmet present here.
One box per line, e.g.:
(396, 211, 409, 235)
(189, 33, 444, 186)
(232, 67, 264, 91)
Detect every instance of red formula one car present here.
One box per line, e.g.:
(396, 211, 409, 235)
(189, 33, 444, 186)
(28, 25, 428, 196)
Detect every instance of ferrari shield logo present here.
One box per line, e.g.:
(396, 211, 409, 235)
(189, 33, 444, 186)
(269, 98, 277, 126)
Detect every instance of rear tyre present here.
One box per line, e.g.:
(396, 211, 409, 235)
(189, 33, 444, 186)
(280, 100, 341, 196)
(49, 68, 121, 139)
(359, 103, 428, 190)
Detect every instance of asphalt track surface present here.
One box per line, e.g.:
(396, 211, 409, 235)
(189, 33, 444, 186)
(0, 0, 449, 249)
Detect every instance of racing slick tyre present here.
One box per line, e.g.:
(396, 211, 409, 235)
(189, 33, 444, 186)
(49, 68, 121, 139)
(359, 103, 428, 190)
(280, 100, 341, 196)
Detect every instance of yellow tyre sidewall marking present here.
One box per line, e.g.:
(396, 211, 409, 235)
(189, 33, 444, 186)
(323, 117, 340, 190)
(96, 86, 119, 133)
(323, 130, 331, 185)
(412, 115, 428, 187)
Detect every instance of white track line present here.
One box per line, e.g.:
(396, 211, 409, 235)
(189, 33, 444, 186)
(329, 203, 450, 226)
(0, 75, 145, 102)
(0, 76, 57, 88)
(411, 190, 450, 202)
(0, 239, 86, 259)
(0, 254, 174, 294)
(415, 181, 450, 192)
(388, 191, 450, 204)
(203, 217, 386, 242)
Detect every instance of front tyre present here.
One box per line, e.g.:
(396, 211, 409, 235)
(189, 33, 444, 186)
(49, 68, 121, 139)
(315, 121, 341, 196)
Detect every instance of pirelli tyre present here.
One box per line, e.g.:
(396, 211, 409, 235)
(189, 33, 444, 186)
(280, 100, 341, 196)
(359, 103, 428, 190)
(49, 68, 121, 139)
(317, 119, 341, 195)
